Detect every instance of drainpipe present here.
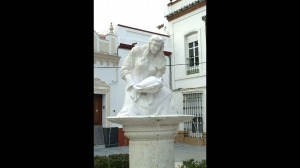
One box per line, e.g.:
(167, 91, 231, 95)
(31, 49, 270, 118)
(168, 55, 172, 90)
(110, 46, 120, 85)
(114, 46, 120, 83)
(202, 15, 206, 36)
(202, 15, 206, 73)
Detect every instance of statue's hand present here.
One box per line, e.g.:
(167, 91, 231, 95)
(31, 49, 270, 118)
(124, 73, 136, 91)
(130, 85, 141, 102)
(127, 82, 135, 91)
(133, 84, 142, 93)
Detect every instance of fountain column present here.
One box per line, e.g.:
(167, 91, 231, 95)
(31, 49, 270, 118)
(107, 115, 194, 168)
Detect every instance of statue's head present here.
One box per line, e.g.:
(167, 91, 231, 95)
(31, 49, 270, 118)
(149, 35, 165, 55)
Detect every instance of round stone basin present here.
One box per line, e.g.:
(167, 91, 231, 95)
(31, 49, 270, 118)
(107, 115, 195, 125)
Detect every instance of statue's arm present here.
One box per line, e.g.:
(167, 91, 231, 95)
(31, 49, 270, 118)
(120, 47, 136, 90)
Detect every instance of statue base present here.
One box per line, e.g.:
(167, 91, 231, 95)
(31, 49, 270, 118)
(107, 115, 194, 168)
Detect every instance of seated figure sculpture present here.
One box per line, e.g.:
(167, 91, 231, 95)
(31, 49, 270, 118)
(117, 35, 179, 116)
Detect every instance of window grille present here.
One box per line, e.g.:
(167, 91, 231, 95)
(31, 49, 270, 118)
(183, 92, 203, 138)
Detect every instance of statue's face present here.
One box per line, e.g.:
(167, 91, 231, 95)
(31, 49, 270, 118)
(150, 41, 162, 54)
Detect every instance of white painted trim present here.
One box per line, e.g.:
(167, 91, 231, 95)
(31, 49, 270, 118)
(181, 89, 204, 94)
(175, 72, 206, 81)
(170, 6, 206, 24)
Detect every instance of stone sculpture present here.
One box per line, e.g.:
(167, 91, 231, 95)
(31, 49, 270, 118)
(117, 35, 179, 116)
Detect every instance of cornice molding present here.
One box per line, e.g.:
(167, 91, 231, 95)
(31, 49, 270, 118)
(167, 0, 182, 7)
(94, 52, 121, 66)
(165, 0, 206, 22)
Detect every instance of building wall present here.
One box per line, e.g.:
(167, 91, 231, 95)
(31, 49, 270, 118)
(116, 25, 172, 52)
(109, 48, 129, 128)
(166, 3, 206, 132)
(94, 29, 121, 128)
(94, 31, 99, 52)
(99, 42, 109, 53)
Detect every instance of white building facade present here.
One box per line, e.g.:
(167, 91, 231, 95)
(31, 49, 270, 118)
(159, 0, 207, 138)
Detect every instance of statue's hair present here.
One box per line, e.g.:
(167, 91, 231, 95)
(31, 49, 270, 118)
(141, 35, 166, 70)
(149, 35, 165, 44)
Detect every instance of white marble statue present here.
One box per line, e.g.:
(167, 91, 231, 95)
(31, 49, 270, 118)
(117, 35, 179, 116)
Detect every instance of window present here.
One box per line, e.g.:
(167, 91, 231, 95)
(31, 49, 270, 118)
(186, 33, 199, 75)
(183, 92, 203, 138)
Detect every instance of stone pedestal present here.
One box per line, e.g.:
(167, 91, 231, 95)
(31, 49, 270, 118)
(107, 115, 194, 168)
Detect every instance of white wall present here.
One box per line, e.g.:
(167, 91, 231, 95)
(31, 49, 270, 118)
(167, 5, 207, 132)
(94, 30, 99, 52)
(94, 29, 124, 128)
(116, 25, 172, 52)
(109, 48, 130, 128)
(94, 60, 119, 127)
(106, 34, 119, 55)
(170, 7, 206, 83)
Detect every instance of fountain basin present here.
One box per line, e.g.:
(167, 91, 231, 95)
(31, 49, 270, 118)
(107, 115, 194, 168)
(107, 115, 194, 125)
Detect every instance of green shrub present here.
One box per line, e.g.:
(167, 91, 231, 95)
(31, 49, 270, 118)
(179, 159, 206, 168)
(94, 154, 129, 168)
(95, 154, 206, 168)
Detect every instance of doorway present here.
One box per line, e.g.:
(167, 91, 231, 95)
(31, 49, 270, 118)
(94, 94, 104, 145)
(94, 94, 102, 125)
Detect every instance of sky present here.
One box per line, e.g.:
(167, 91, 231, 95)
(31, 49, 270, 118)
(94, 0, 170, 34)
